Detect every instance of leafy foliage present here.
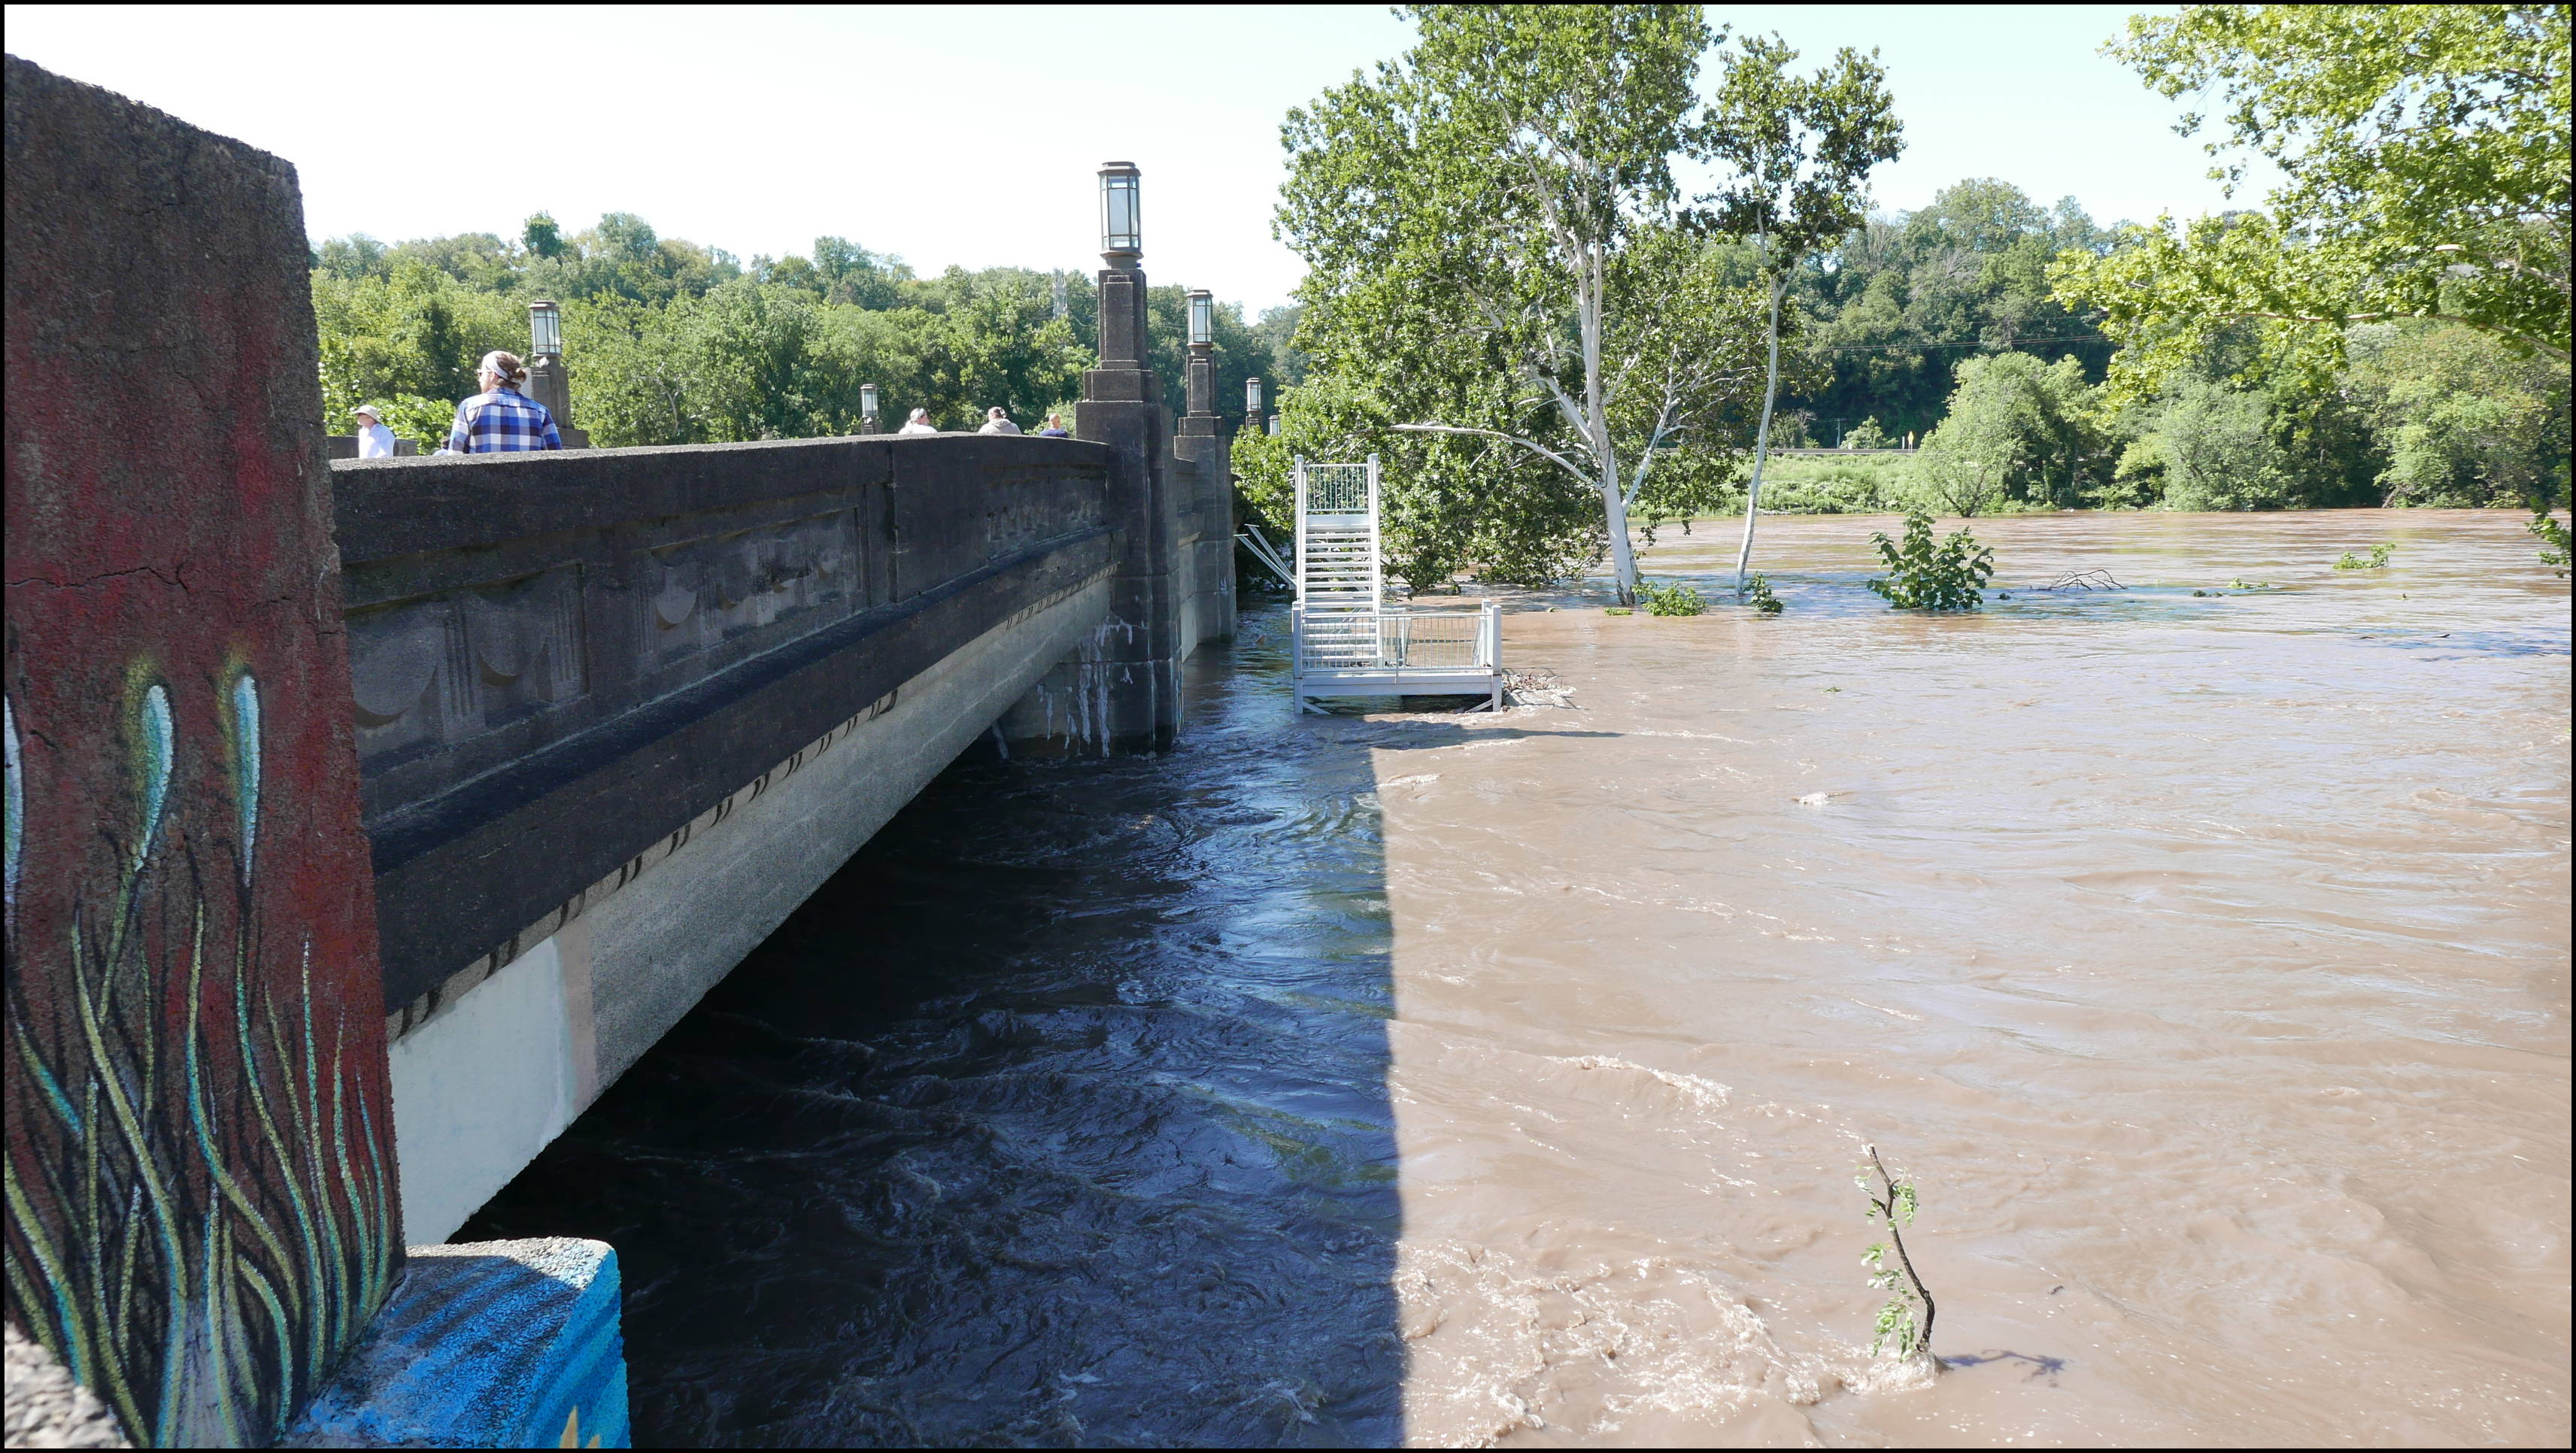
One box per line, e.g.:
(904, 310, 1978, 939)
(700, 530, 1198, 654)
(2146, 377, 2299, 511)
(1638, 578, 1706, 615)
(2343, 321, 2569, 505)
(2334, 542, 2396, 570)
(308, 214, 1279, 450)
(2529, 508, 2572, 577)
(1857, 1146, 1935, 1360)
(1278, 5, 1777, 602)
(1782, 180, 2124, 443)
(1701, 30, 1905, 593)
(1905, 352, 2110, 514)
(1744, 572, 1784, 614)
(1866, 510, 1995, 609)
(2052, 4, 2571, 405)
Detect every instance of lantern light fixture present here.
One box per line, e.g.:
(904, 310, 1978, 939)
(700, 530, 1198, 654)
(1098, 162, 1142, 255)
(1246, 377, 1263, 416)
(860, 382, 881, 432)
(1267, 414, 1282, 436)
(1187, 289, 1214, 347)
(527, 299, 562, 357)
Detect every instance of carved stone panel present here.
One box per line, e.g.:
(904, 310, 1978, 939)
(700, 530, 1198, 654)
(643, 510, 861, 672)
(348, 564, 586, 769)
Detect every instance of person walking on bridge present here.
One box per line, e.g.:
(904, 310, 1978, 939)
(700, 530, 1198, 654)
(441, 350, 562, 453)
(897, 408, 940, 435)
(977, 406, 1021, 435)
(1036, 412, 1071, 438)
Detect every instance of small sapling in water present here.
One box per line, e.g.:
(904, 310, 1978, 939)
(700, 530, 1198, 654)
(1858, 1145, 1936, 1363)
(1745, 572, 1784, 614)
(2334, 543, 2396, 571)
(1866, 511, 1993, 611)
(1640, 578, 1707, 616)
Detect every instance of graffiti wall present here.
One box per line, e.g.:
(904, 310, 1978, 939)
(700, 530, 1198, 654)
(5, 56, 399, 1447)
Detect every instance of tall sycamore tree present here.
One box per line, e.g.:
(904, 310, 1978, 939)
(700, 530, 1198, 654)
(1698, 35, 1904, 596)
(1279, 5, 1760, 604)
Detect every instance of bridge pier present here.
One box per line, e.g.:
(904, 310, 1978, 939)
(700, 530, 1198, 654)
(1001, 165, 1236, 757)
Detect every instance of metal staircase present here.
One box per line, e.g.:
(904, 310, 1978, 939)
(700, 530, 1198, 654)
(1288, 456, 1501, 713)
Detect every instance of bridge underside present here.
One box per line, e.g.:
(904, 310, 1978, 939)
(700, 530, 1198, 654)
(386, 575, 1109, 1241)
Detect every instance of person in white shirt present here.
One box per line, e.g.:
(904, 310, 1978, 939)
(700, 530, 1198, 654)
(897, 408, 940, 435)
(351, 403, 397, 459)
(977, 407, 1022, 435)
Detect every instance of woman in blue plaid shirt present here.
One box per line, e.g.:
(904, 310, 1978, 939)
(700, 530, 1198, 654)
(443, 350, 563, 453)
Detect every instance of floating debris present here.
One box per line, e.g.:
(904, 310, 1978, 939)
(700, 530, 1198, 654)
(1503, 666, 1577, 708)
(2036, 569, 2125, 591)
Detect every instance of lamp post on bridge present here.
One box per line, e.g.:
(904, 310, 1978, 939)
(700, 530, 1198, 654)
(860, 382, 880, 435)
(1184, 289, 1216, 423)
(1061, 159, 1183, 749)
(1245, 376, 1262, 437)
(524, 299, 588, 447)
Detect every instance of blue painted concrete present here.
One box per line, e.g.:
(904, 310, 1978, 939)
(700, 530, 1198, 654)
(281, 1238, 628, 1448)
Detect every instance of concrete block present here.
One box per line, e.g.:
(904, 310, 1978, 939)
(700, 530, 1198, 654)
(387, 924, 591, 1245)
(280, 1239, 627, 1449)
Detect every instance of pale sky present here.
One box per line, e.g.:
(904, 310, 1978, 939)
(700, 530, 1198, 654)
(5, 5, 2263, 314)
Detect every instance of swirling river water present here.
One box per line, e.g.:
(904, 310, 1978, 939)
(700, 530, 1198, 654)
(466, 508, 2571, 1447)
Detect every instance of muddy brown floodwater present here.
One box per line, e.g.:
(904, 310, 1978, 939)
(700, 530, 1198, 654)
(469, 508, 2568, 1448)
(1387, 509, 2569, 1446)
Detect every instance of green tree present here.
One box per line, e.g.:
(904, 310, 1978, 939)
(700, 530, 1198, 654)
(1235, 367, 1609, 593)
(2146, 377, 2298, 511)
(2343, 320, 2570, 505)
(1786, 183, 2121, 444)
(520, 211, 564, 260)
(1699, 32, 1905, 593)
(1249, 304, 1309, 391)
(2054, 4, 2571, 401)
(1901, 352, 2111, 515)
(1277, 1, 1783, 602)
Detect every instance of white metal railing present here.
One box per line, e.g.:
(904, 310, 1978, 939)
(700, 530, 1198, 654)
(1301, 461, 1372, 514)
(1290, 599, 1503, 710)
(1375, 606, 1496, 668)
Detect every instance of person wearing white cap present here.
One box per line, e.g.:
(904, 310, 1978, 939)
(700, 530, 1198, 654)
(897, 408, 940, 435)
(351, 403, 397, 459)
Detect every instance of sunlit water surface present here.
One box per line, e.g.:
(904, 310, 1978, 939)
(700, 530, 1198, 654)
(471, 509, 2570, 1447)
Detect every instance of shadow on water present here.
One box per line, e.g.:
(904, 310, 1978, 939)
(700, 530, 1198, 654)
(463, 606, 1410, 1447)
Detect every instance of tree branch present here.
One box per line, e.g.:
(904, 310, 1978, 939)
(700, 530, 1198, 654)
(1394, 422, 1593, 486)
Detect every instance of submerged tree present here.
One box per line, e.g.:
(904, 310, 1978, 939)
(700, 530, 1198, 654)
(1699, 33, 1904, 596)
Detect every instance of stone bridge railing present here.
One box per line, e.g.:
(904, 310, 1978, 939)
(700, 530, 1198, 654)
(333, 436, 1116, 1020)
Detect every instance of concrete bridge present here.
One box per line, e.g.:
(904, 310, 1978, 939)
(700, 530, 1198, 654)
(344, 425, 1236, 1246)
(5, 53, 1240, 1447)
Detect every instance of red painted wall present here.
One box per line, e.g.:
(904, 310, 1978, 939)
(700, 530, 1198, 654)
(5, 56, 399, 1446)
